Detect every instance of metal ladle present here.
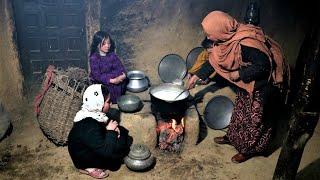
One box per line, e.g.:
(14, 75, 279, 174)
(174, 89, 187, 100)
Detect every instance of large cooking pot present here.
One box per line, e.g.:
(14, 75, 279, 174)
(149, 83, 190, 117)
(127, 70, 149, 93)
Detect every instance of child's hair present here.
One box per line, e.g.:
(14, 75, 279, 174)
(90, 31, 115, 56)
(201, 37, 214, 49)
(101, 84, 110, 99)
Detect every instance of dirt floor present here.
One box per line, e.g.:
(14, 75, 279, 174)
(0, 83, 319, 180)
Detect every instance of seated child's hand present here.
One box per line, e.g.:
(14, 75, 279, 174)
(115, 127, 120, 138)
(110, 73, 126, 84)
(106, 120, 118, 131)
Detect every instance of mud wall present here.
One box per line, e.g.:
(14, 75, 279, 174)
(100, 0, 313, 84)
(0, 0, 23, 111)
(85, 0, 101, 59)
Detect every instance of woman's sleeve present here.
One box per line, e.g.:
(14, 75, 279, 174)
(90, 55, 113, 85)
(195, 60, 215, 80)
(238, 45, 271, 83)
(83, 124, 128, 159)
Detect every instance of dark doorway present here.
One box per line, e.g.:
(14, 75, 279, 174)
(13, 0, 87, 80)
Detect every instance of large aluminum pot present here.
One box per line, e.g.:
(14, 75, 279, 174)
(124, 144, 156, 171)
(149, 83, 190, 117)
(117, 94, 143, 113)
(126, 70, 149, 93)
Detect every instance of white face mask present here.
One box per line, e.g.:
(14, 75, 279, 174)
(73, 84, 109, 123)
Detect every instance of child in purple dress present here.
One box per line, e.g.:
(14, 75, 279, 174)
(89, 31, 127, 104)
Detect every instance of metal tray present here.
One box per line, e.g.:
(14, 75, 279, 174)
(158, 54, 187, 83)
(186, 47, 205, 70)
(203, 95, 234, 129)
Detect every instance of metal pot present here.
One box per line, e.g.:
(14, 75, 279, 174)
(117, 94, 143, 113)
(149, 83, 190, 117)
(126, 70, 149, 93)
(124, 144, 156, 171)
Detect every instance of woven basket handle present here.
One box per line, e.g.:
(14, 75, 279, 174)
(54, 75, 69, 90)
(69, 78, 78, 89)
(75, 83, 87, 96)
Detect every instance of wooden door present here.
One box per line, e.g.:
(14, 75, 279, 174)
(13, 0, 87, 79)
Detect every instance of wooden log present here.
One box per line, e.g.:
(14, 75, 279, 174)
(273, 24, 320, 180)
(273, 112, 319, 180)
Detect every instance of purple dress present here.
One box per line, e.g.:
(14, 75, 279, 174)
(89, 52, 127, 103)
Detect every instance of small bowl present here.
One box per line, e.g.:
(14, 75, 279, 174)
(117, 94, 143, 113)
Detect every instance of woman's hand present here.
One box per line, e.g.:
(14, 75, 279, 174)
(229, 71, 240, 82)
(186, 73, 192, 80)
(186, 75, 200, 90)
(106, 120, 118, 131)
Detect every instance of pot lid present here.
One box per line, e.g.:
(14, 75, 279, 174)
(186, 47, 205, 70)
(128, 144, 151, 160)
(204, 96, 234, 129)
(158, 54, 187, 83)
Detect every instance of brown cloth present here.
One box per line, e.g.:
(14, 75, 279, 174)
(201, 11, 287, 93)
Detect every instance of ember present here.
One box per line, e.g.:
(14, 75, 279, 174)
(156, 118, 184, 152)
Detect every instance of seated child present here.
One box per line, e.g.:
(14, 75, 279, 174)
(89, 31, 127, 104)
(68, 84, 132, 179)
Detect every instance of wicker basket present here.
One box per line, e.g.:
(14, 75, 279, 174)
(36, 67, 87, 146)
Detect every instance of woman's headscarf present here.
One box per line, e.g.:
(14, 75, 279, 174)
(201, 11, 285, 93)
(73, 84, 109, 123)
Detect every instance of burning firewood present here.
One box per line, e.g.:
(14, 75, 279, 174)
(156, 118, 185, 152)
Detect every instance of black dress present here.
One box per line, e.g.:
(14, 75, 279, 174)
(68, 118, 132, 169)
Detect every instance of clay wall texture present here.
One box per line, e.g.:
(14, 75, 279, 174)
(101, 0, 311, 84)
(0, 0, 23, 111)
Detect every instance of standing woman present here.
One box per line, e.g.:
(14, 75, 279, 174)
(187, 11, 287, 163)
(89, 31, 127, 104)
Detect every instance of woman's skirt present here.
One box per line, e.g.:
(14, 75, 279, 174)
(226, 89, 272, 155)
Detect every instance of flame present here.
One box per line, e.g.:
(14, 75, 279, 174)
(171, 117, 184, 134)
(181, 117, 184, 128)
